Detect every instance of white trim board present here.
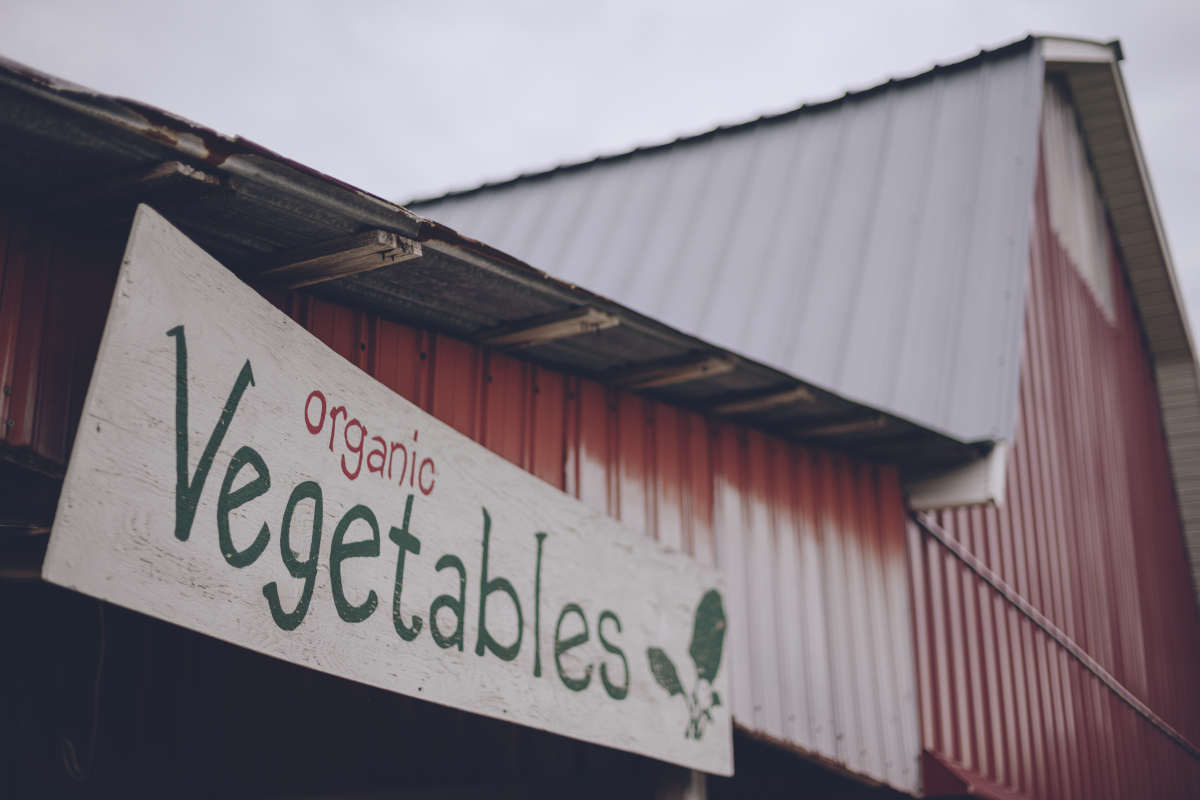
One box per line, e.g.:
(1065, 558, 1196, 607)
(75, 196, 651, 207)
(905, 444, 1009, 511)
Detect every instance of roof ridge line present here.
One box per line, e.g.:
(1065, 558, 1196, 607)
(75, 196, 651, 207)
(404, 34, 1040, 207)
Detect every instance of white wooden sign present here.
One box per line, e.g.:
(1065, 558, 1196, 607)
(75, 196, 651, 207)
(43, 206, 733, 775)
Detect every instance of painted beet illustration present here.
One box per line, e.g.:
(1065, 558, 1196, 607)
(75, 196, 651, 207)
(647, 589, 726, 739)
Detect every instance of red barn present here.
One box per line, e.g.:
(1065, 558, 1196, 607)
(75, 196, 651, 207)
(1, 34, 1197, 799)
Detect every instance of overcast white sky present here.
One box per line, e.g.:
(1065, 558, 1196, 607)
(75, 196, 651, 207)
(1, 0, 1197, 340)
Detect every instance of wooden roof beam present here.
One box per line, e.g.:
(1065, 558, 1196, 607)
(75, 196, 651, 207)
(243, 230, 421, 289)
(477, 306, 620, 350)
(609, 355, 736, 390)
(712, 386, 816, 415)
(796, 416, 886, 438)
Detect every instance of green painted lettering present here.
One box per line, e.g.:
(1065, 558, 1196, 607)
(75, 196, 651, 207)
(217, 446, 271, 568)
(533, 532, 547, 677)
(474, 508, 523, 661)
(597, 610, 629, 700)
(263, 481, 323, 631)
(554, 603, 592, 692)
(430, 555, 466, 650)
(167, 325, 255, 542)
(330, 504, 381, 623)
(388, 494, 423, 641)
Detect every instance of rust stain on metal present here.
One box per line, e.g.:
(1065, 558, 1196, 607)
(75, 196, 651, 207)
(268, 290, 920, 792)
(0, 57, 423, 226)
(5, 54, 603, 306)
(113, 98, 409, 207)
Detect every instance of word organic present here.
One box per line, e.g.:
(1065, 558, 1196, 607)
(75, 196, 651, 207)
(302, 389, 436, 493)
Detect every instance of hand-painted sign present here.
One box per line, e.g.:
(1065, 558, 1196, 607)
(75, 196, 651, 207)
(43, 206, 732, 775)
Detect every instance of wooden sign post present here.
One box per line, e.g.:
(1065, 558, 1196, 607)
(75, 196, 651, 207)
(43, 206, 733, 776)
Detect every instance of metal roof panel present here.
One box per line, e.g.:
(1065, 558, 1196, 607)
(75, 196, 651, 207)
(412, 41, 1045, 443)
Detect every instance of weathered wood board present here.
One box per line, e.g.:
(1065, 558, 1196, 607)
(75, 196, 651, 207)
(43, 206, 733, 775)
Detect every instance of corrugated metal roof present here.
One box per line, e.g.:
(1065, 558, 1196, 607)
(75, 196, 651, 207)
(410, 39, 1046, 445)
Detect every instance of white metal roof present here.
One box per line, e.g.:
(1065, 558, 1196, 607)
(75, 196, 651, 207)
(411, 39, 1046, 445)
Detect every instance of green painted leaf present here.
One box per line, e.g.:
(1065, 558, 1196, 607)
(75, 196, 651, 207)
(689, 589, 726, 683)
(711, 690, 722, 707)
(647, 647, 683, 696)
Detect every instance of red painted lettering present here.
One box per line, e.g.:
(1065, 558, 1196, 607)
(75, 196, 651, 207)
(419, 458, 436, 495)
(342, 419, 366, 480)
(367, 436, 387, 477)
(329, 406, 347, 452)
(390, 443, 408, 484)
(305, 390, 326, 434)
(308, 396, 434, 495)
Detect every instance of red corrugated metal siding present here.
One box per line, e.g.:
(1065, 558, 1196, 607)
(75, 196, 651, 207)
(912, 150, 1200, 798)
(255, 289, 923, 791)
(265, 287, 908, 576)
(0, 208, 124, 472)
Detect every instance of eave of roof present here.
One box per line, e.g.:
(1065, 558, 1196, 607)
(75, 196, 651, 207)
(1041, 37, 1200, 613)
(0, 54, 982, 472)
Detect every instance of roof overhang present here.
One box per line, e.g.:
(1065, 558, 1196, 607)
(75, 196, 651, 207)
(0, 55, 983, 476)
(1041, 36, 1200, 613)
